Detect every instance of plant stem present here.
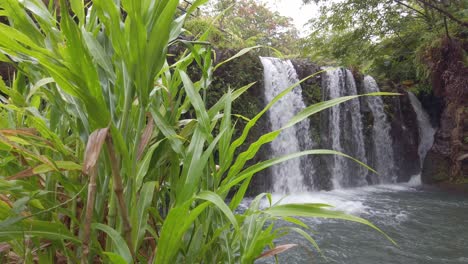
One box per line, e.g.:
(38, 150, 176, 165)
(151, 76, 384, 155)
(81, 170, 97, 264)
(106, 191, 117, 251)
(105, 136, 136, 261)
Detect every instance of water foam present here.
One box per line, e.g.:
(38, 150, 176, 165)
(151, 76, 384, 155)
(263, 183, 419, 217)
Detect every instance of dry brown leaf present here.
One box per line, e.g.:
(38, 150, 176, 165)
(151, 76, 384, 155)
(137, 114, 155, 161)
(0, 132, 57, 170)
(0, 194, 13, 207)
(7, 167, 35, 180)
(0, 128, 38, 136)
(82, 127, 109, 175)
(257, 244, 298, 259)
(0, 243, 11, 253)
(1, 129, 57, 150)
(8, 161, 81, 180)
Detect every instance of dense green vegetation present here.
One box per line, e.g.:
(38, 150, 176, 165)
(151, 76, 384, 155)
(186, 0, 300, 55)
(0, 0, 395, 263)
(302, 0, 467, 92)
(193, 0, 466, 95)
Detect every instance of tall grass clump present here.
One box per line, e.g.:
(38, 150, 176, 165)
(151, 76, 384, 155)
(0, 0, 395, 263)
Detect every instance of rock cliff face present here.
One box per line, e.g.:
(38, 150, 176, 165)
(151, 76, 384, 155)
(0, 63, 14, 84)
(386, 89, 421, 182)
(206, 51, 273, 194)
(0, 18, 14, 85)
(422, 38, 468, 184)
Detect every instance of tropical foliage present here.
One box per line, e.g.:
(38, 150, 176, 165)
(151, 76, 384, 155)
(188, 0, 300, 55)
(302, 0, 467, 93)
(0, 0, 394, 263)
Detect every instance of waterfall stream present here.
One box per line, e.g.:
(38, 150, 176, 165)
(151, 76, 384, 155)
(260, 57, 316, 193)
(323, 69, 367, 188)
(363, 76, 397, 183)
(259, 59, 435, 192)
(408, 92, 436, 170)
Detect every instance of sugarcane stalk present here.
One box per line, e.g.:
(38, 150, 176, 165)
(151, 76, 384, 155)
(105, 136, 136, 261)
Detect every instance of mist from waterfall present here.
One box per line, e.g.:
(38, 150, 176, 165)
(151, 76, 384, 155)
(260, 57, 316, 193)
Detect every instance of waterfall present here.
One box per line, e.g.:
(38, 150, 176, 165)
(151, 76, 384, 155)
(260, 57, 316, 193)
(258, 59, 430, 193)
(322, 69, 368, 188)
(363, 76, 397, 183)
(408, 92, 436, 168)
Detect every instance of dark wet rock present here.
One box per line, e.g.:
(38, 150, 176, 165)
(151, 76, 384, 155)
(207, 51, 273, 195)
(421, 38, 468, 184)
(0, 63, 15, 84)
(387, 88, 421, 182)
(422, 151, 451, 183)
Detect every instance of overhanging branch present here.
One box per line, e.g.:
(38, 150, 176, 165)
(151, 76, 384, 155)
(394, 0, 427, 18)
(416, 0, 468, 28)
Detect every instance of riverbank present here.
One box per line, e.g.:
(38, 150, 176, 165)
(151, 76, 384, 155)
(436, 183, 468, 196)
(417, 182, 468, 196)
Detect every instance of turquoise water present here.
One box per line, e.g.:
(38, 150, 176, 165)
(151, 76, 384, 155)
(255, 184, 468, 264)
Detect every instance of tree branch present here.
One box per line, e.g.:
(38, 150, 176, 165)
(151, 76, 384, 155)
(394, 0, 427, 18)
(416, 0, 468, 28)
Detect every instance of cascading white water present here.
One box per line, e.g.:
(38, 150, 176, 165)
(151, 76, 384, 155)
(326, 69, 347, 188)
(259, 60, 432, 192)
(323, 69, 368, 188)
(408, 92, 436, 168)
(260, 57, 315, 193)
(346, 71, 368, 185)
(363, 76, 397, 183)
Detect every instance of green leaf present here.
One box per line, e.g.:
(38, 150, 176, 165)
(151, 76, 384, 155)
(150, 109, 184, 156)
(135, 141, 162, 189)
(33, 161, 82, 174)
(179, 70, 211, 136)
(0, 220, 80, 243)
(187, 0, 209, 15)
(265, 204, 396, 245)
(220, 149, 376, 196)
(146, 0, 179, 93)
(103, 252, 128, 264)
(282, 217, 309, 229)
(196, 191, 238, 230)
(286, 227, 321, 253)
(214, 46, 262, 71)
(285, 92, 400, 129)
(69, 0, 85, 25)
(169, 15, 186, 43)
(27, 77, 55, 101)
(93, 223, 133, 264)
(178, 128, 225, 204)
(82, 30, 116, 81)
(154, 202, 191, 264)
(218, 89, 232, 169)
(207, 82, 255, 118)
(131, 181, 156, 252)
